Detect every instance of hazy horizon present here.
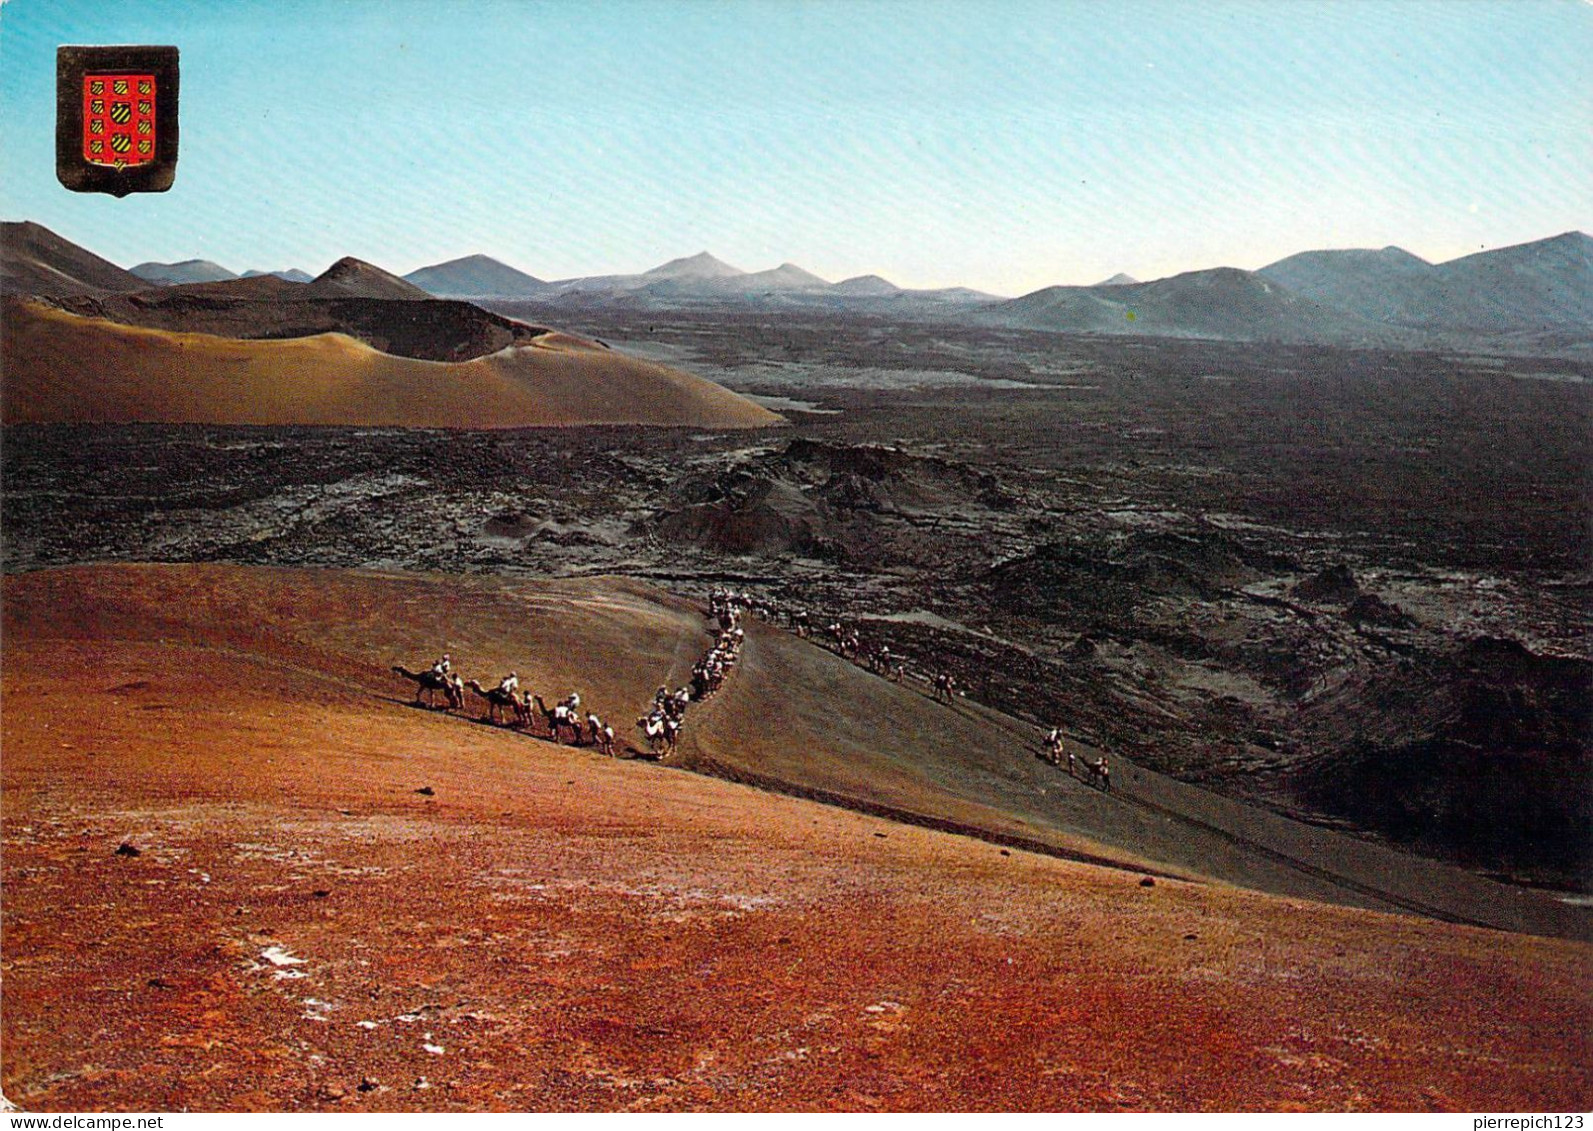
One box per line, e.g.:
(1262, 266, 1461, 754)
(15, 223, 1589, 299)
(2, 0, 1588, 294)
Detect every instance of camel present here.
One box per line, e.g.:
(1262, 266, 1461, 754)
(586, 713, 615, 755)
(636, 713, 678, 759)
(1078, 755, 1110, 792)
(465, 679, 527, 726)
(533, 695, 581, 744)
(528, 693, 555, 738)
(1040, 728, 1065, 767)
(392, 665, 463, 711)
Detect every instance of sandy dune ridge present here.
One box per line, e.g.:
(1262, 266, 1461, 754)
(1, 301, 781, 429)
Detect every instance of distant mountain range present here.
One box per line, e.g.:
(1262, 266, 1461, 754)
(982, 265, 1393, 344)
(130, 259, 238, 286)
(398, 249, 1002, 315)
(1259, 232, 1593, 333)
(243, 268, 316, 283)
(981, 232, 1591, 348)
(130, 260, 318, 285)
(3, 219, 1588, 353)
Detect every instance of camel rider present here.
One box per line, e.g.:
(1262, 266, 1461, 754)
(566, 691, 581, 711)
(655, 685, 669, 705)
(498, 671, 518, 698)
(432, 653, 452, 677)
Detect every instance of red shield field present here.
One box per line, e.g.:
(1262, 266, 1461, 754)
(81, 74, 156, 167)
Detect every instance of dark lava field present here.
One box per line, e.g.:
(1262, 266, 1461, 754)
(5, 312, 1589, 892)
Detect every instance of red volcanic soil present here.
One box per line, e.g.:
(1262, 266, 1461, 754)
(2, 565, 1589, 1112)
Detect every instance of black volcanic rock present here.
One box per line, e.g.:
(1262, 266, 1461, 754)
(651, 439, 1011, 563)
(1293, 563, 1360, 604)
(987, 528, 1277, 621)
(1298, 638, 1592, 881)
(1344, 592, 1416, 629)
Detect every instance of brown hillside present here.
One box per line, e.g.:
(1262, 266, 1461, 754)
(0, 220, 146, 296)
(307, 256, 433, 301)
(1, 564, 1588, 1111)
(681, 618, 1589, 940)
(0, 301, 781, 429)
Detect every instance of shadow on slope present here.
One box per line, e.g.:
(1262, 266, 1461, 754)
(49, 289, 548, 362)
(1, 301, 783, 429)
(680, 619, 1592, 941)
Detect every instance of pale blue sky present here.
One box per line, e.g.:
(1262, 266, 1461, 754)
(1, 0, 1587, 293)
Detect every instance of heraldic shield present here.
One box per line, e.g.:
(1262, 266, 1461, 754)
(58, 46, 179, 196)
(83, 74, 158, 168)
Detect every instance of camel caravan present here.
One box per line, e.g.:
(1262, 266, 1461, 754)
(391, 592, 750, 761)
(394, 587, 1117, 791)
(1039, 725, 1111, 791)
(392, 654, 616, 755)
(801, 609, 1117, 795)
(632, 589, 750, 759)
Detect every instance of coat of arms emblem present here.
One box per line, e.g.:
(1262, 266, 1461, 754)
(57, 46, 179, 196)
(82, 74, 158, 168)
